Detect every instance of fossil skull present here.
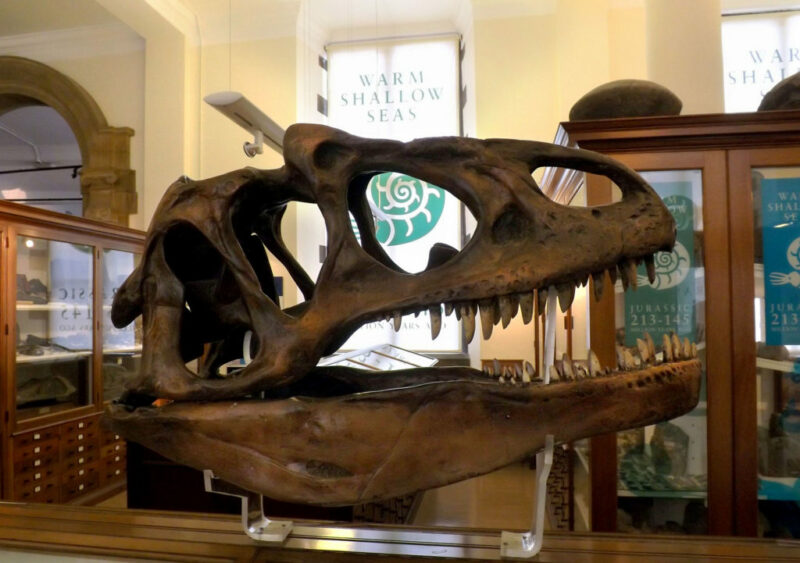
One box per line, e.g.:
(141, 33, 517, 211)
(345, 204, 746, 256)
(105, 124, 701, 506)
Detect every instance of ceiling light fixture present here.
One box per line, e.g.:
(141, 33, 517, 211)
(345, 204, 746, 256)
(204, 91, 285, 157)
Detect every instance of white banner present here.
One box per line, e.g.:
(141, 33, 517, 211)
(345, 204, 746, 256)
(722, 12, 800, 112)
(327, 35, 463, 352)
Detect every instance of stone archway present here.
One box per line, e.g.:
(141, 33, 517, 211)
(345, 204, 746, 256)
(0, 56, 135, 226)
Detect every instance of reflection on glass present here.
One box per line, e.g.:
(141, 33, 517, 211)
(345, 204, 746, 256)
(102, 249, 142, 402)
(752, 167, 800, 538)
(16, 236, 93, 420)
(615, 170, 708, 534)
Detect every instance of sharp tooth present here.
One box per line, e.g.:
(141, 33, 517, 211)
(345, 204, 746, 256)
(393, 311, 403, 331)
(557, 283, 575, 312)
(671, 333, 682, 360)
(588, 349, 602, 377)
(514, 364, 523, 379)
(592, 271, 605, 302)
(562, 353, 575, 380)
(430, 305, 442, 340)
(479, 299, 494, 340)
(549, 364, 560, 382)
(645, 332, 655, 359)
(662, 333, 674, 362)
(618, 263, 630, 290)
(454, 303, 462, 321)
(608, 266, 618, 285)
(483, 365, 493, 376)
(522, 369, 531, 384)
(645, 255, 656, 284)
(524, 361, 535, 378)
(691, 342, 698, 358)
(519, 292, 534, 324)
(616, 345, 626, 370)
(575, 363, 589, 379)
(462, 306, 476, 343)
(492, 299, 502, 326)
(537, 288, 548, 316)
(681, 337, 690, 359)
(626, 260, 638, 290)
(499, 295, 514, 328)
(637, 338, 650, 364)
(444, 303, 454, 316)
(623, 348, 637, 370)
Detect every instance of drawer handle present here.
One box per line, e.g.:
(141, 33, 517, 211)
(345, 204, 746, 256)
(78, 422, 84, 429)
(78, 446, 84, 453)
(34, 472, 41, 480)
(115, 469, 121, 476)
(114, 434, 119, 440)
(79, 469, 84, 476)
(34, 485, 41, 493)
(78, 434, 84, 440)
(114, 455, 120, 462)
(34, 459, 41, 467)
(78, 484, 84, 491)
(34, 446, 40, 454)
(33, 433, 40, 440)
(78, 457, 84, 464)
(114, 445, 120, 451)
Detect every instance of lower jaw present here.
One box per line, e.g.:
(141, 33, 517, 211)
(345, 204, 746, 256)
(104, 359, 701, 506)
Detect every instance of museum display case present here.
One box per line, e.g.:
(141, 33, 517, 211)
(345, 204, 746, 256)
(556, 109, 800, 537)
(0, 201, 144, 504)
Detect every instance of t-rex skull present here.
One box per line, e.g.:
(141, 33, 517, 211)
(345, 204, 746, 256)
(105, 124, 701, 506)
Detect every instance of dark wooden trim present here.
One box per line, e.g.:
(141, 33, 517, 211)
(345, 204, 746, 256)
(561, 110, 800, 153)
(586, 173, 618, 533)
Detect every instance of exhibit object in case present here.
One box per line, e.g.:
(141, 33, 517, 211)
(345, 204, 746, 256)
(0, 201, 144, 504)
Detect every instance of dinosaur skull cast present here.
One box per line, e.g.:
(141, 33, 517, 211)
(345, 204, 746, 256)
(105, 124, 701, 506)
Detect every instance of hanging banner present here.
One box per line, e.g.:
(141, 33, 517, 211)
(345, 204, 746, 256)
(625, 182, 696, 346)
(762, 177, 800, 345)
(327, 35, 463, 353)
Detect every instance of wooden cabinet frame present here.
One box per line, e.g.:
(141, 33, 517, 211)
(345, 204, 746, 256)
(0, 200, 143, 501)
(560, 110, 800, 537)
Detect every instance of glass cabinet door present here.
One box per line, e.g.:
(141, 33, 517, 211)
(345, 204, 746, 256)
(752, 166, 800, 538)
(614, 170, 709, 534)
(102, 249, 142, 402)
(15, 235, 93, 421)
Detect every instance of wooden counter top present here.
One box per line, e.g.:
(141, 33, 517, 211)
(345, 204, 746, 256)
(0, 502, 797, 562)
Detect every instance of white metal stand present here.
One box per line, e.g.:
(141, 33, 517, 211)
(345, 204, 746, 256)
(500, 287, 559, 559)
(203, 470, 292, 543)
(500, 434, 554, 559)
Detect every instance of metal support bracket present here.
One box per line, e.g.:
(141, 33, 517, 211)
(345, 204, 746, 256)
(203, 470, 293, 543)
(500, 434, 554, 559)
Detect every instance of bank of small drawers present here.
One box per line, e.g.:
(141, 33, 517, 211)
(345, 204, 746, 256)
(11, 414, 126, 503)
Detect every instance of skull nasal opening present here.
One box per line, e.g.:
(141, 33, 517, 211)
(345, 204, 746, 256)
(346, 171, 475, 274)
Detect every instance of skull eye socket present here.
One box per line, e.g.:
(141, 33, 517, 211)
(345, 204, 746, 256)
(347, 171, 474, 274)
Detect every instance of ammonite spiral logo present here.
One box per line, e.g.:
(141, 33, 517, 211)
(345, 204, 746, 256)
(368, 172, 445, 245)
(644, 241, 691, 290)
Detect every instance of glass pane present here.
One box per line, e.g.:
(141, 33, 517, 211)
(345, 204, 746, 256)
(102, 249, 142, 402)
(614, 170, 708, 534)
(752, 166, 800, 538)
(16, 236, 93, 420)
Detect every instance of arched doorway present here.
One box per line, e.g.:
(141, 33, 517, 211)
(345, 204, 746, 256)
(0, 56, 135, 226)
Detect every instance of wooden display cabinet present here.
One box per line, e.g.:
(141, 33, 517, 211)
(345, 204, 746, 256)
(0, 201, 144, 504)
(552, 110, 800, 537)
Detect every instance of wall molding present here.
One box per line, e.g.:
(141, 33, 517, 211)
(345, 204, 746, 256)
(0, 23, 143, 62)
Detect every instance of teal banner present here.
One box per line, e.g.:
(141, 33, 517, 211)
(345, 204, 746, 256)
(625, 182, 696, 346)
(761, 177, 800, 345)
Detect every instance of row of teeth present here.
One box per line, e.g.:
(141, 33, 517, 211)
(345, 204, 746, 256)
(379, 254, 657, 342)
(481, 331, 698, 386)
